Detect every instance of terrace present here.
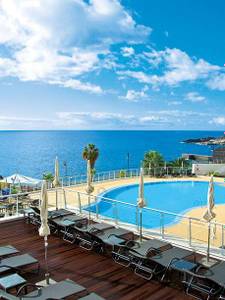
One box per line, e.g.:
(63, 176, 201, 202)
(0, 218, 192, 300)
(1, 171, 225, 299)
(1, 171, 225, 260)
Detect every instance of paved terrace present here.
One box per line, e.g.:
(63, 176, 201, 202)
(0, 218, 194, 300)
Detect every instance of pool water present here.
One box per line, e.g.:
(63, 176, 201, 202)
(87, 181, 225, 228)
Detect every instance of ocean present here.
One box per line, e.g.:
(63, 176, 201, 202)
(0, 130, 222, 179)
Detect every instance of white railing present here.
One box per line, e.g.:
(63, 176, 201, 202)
(62, 188, 225, 259)
(59, 167, 191, 187)
(0, 166, 191, 220)
(0, 167, 191, 197)
(0, 185, 225, 259)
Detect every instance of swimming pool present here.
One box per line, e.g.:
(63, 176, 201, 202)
(87, 181, 225, 228)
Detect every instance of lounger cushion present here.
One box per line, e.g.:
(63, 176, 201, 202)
(100, 228, 131, 238)
(79, 292, 105, 300)
(0, 280, 86, 300)
(204, 261, 225, 286)
(27, 279, 86, 300)
(52, 215, 86, 226)
(129, 239, 170, 257)
(0, 245, 19, 257)
(0, 254, 38, 273)
(150, 247, 193, 267)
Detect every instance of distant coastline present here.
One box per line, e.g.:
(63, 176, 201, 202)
(183, 135, 225, 145)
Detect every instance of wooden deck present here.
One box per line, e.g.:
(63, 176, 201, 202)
(0, 219, 193, 300)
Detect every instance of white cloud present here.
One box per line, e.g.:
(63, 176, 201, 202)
(49, 79, 103, 94)
(0, 0, 150, 93)
(168, 101, 182, 106)
(56, 111, 170, 128)
(207, 74, 225, 91)
(142, 49, 164, 67)
(119, 48, 220, 89)
(0, 109, 219, 130)
(210, 117, 225, 126)
(121, 46, 135, 57)
(185, 92, 205, 102)
(162, 48, 219, 85)
(119, 86, 148, 102)
(139, 116, 164, 123)
(117, 70, 160, 85)
(0, 115, 53, 129)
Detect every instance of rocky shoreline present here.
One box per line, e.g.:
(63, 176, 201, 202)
(183, 136, 225, 145)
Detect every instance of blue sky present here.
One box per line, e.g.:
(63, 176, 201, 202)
(0, 0, 225, 130)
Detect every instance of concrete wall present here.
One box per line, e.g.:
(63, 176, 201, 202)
(192, 163, 225, 176)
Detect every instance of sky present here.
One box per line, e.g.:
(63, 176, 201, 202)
(0, 0, 225, 130)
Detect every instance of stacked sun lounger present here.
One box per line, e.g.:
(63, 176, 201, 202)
(0, 245, 105, 300)
(0, 245, 39, 293)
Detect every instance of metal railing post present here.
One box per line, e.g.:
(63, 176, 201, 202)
(63, 189, 67, 209)
(55, 189, 58, 210)
(95, 196, 99, 219)
(136, 206, 139, 231)
(16, 195, 19, 216)
(222, 225, 224, 252)
(160, 212, 165, 239)
(189, 218, 192, 246)
(77, 192, 81, 213)
(114, 202, 118, 225)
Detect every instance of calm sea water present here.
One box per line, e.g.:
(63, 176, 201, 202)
(0, 130, 222, 179)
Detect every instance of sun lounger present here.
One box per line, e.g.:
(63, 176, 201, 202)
(48, 208, 74, 219)
(0, 279, 86, 300)
(0, 245, 19, 257)
(76, 226, 132, 252)
(24, 206, 74, 225)
(49, 214, 88, 241)
(112, 238, 170, 267)
(62, 221, 112, 245)
(183, 261, 225, 300)
(132, 247, 194, 281)
(0, 254, 39, 274)
(79, 293, 106, 300)
(0, 273, 27, 291)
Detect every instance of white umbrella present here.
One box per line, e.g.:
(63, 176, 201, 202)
(4, 174, 42, 185)
(203, 175, 216, 264)
(137, 167, 146, 242)
(53, 156, 60, 188)
(86, 160, 94, 222)
(39, 180, 50, 284)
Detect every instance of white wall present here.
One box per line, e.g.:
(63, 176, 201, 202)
(192, 163, 225, 176)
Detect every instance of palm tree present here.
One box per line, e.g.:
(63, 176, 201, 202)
(43, 173, 54, 182)
(143, 151, 164, 169)
(43, 173, 54, 188)
(143, 151, 164, 176)
(170, 157, 189, 168)
(82, 144, 99, 169)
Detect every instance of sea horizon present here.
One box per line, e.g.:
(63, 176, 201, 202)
(0, 130, 222, 179)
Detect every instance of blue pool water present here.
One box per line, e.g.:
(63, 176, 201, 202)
(88, 181, 225, 228)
